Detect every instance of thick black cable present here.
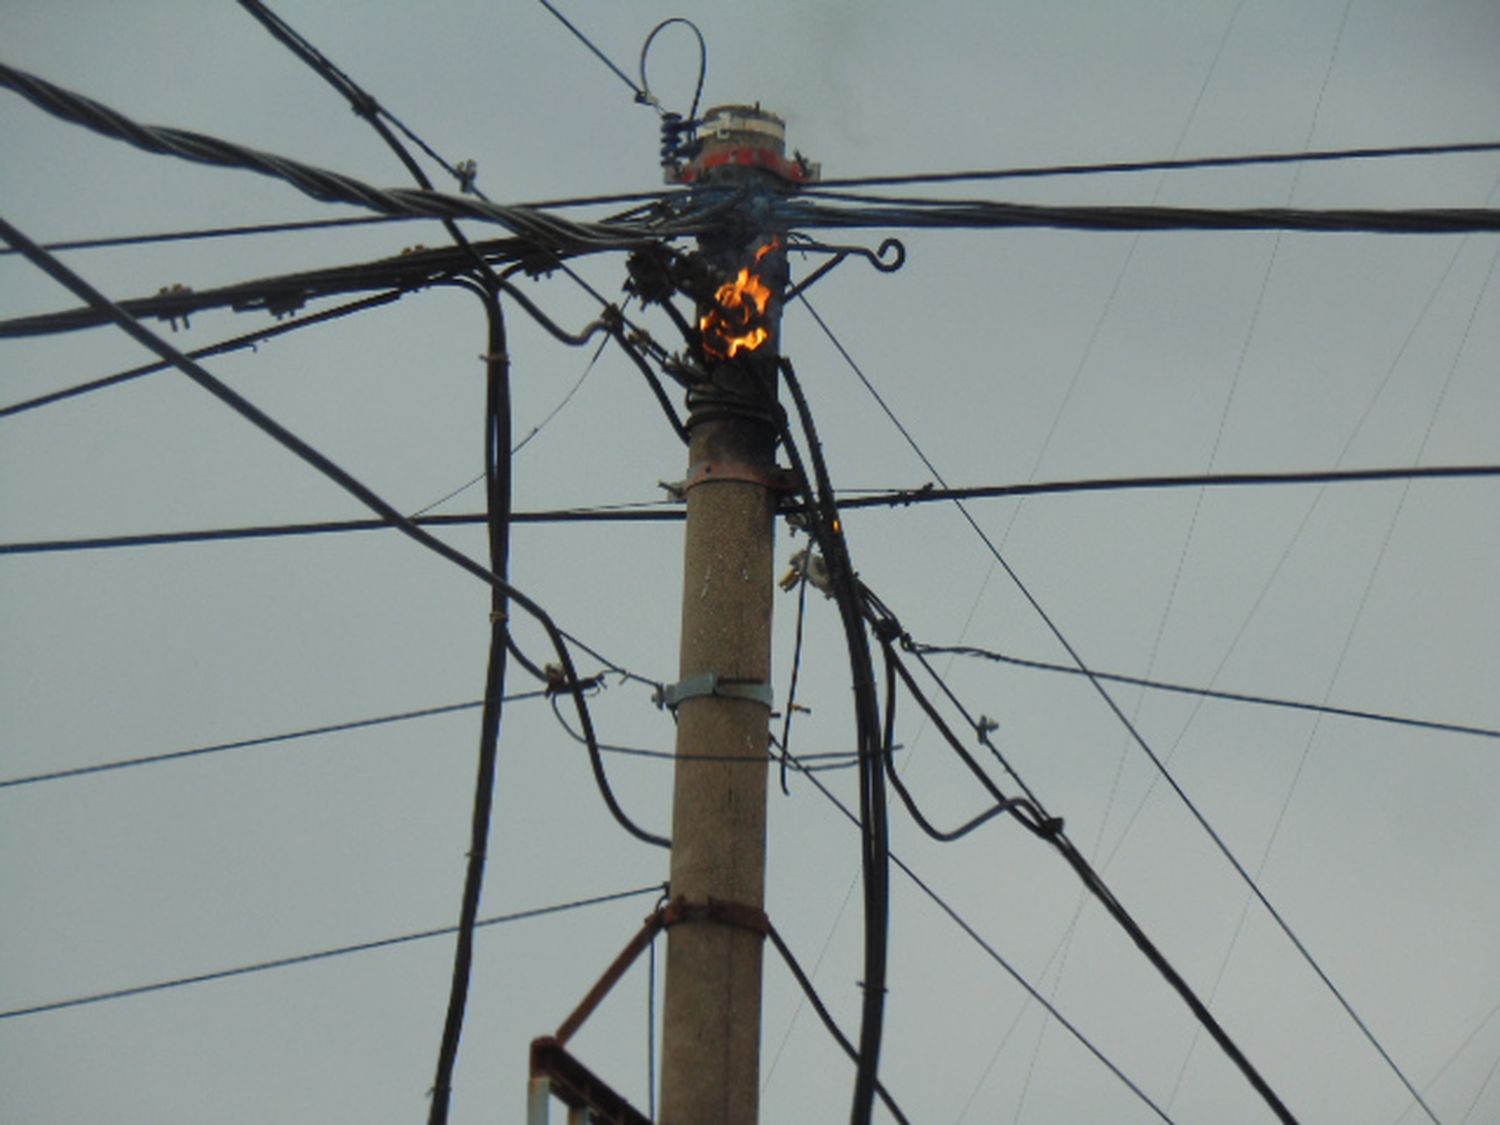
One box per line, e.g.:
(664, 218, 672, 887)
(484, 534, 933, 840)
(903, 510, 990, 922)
(763, 922, 911, 1124)
(0, 884, 666, 1021)
(772, 358, 889, 1125)
(779, 196, 1500, 235)
(786, 755, 1173, 1122)
(0, 62, 699, 249)
(867, 604, 1297, 1121)
(804, 297, 1426, 1113)
(607, 323, 690, 442)
(427, 287, 511, 1125)
(810, 138, 1500, 190)
(0, 214, 668, 853)
(1, 290, 406, 420)
(0, 700, 521, 789)
(912, 642, 1500, 743)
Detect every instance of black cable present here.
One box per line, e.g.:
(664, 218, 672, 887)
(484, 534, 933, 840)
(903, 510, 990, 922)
(811, 138, 1500, 190)
(535, 0, 649, 102)
(638, 18, 707, 119)
(763, 922, 911, 1124)
(0, 214, 409, 254)
(0, 699, 538, 790)
(772, 358, 890, 1125)
(0, 884, 666, 1021)
(831, 463, 1500, 509)
(865, 599, 1297, 1121)
(786, 754, 1174, 1122)
(607, 323, 690, 442)
(0, 62, 701, 249)
(1, 290, 406, 420)
(427, 286, 511, 1125)
(912, 641, 1500, 743)
(0, 213, 669, 854)
(804, 296, 1427, 1113)
(779, 195, 1500, 235)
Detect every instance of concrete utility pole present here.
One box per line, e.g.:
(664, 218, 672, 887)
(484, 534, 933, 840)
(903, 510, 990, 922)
(657, 106, 816, 1125)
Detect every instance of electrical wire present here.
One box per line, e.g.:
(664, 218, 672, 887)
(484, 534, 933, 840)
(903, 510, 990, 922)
(771, 358, 890, 1125)
(809, 138, 1500, 190)
(0, 214, 410, 254)
(638, 18, 707, 119)
(785, 753, 1174, 1122)
(0, 62, 705, 249)
(0, 213, 669, 855)
(0, 699, 538, 790)
(763, 921, 910, 1124)
(803, 294, 1428, 1114)
(427, 285, 512, 1125)
(0, 290, 407, 420)
(779, 194, 1500, 235)
(0, 884, 666, 1021)
(912, 642, 1500, 743)
(860, 593, 1296, 1121)
(535, 0, 648, 102)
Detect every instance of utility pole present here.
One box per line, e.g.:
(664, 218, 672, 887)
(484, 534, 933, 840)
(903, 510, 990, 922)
(657, 106, 816, 1125)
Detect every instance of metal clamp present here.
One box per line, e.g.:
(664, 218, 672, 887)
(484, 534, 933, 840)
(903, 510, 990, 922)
(685, 459, 801, 494)
(654, 672, 774, 710)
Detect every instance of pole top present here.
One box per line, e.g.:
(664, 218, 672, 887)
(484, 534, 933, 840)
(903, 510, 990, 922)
(667, 103, 819, 186)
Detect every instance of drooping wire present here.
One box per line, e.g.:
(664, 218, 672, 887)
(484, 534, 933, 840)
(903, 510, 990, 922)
(861, 594, 1297, 1122)
(427, 285, 512, 1125)
(0, 884, 666, 1021)
(771, 357, 890, 1125)
(800, 293, 1427, 1113)
(784, 751, 1175, 1122)
(0, 214, 668, 856)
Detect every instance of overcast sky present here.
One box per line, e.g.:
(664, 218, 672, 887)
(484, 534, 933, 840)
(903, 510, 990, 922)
(3, 2, 1499, 1122)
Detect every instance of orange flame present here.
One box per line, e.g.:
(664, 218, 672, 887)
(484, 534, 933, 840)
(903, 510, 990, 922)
(700, 239, 779, 360)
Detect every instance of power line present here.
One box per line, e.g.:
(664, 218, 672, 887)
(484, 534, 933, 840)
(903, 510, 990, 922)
(536, 0, 649, 102)
(0, 884, 666, 1021)
(788, 756, 1174, 1122)
(811, 138, 1500, 190)
(0, 699, 510, 789)
(11, 461, 1495, 553)
(0, 214, 409, 254)
(0, 290, 407, 420)
(781, 195, 1500, 236)
(0, 213, 668, 853)
(0, 63, 705, 250)
(911, 642, 1500, 743)
(803, 295, 1424, 1119)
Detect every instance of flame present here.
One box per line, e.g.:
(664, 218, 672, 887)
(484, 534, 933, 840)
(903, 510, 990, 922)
(700, 239, 779, 360)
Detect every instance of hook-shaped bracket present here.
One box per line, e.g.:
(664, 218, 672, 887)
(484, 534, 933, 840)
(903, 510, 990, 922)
(782, 237, 905, 303)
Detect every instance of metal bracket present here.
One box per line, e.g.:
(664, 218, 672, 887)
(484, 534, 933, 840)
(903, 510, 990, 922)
(685, 459, 801, 494)
(654, 672, 774, 710)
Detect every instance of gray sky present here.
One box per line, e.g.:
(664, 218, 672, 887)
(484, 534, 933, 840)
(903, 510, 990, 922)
(3, 2, 1499, 1122)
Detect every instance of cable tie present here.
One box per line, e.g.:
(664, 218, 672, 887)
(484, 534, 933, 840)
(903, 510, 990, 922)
(977, 715, 999, 736)
(478, 351, 509, 363)
(489, 610, 508, 623)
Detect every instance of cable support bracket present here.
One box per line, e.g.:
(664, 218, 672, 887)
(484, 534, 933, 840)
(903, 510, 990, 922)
(661, 894, 770, 939)
(653, 671, 774, 710)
